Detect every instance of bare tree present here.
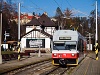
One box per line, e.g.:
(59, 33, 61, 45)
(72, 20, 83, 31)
(64, 8, 73, 18)
(63, 8, 73, 29)
(0, 1, 18, 42)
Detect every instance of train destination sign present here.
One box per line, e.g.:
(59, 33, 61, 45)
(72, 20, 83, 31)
(59, 37, 71, 40)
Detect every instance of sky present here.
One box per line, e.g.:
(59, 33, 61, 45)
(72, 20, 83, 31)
(12, 0, 100, 17)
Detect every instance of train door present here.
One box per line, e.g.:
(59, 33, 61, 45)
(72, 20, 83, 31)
(77, 38, 84, 62)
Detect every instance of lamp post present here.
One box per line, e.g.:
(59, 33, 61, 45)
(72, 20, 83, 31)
(18, 3, 21, 61)
(4, 31, 6, 51)
(89, 33, 91, 50)
(38, 26, 41, 57)
(0, 11, 2, 64)
(95, 1, 98, 60)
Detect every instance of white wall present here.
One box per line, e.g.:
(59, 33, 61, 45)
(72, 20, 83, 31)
(87, 44, 92, 50)
(46, 27, 55, 35)
(21, 38, 26, 48)
(2, 44, 8, 49)
(21, 37, 51, 48)
(26, 27, 33, 33)
(21, 26, 54, 49)
(45, 38, 50, 48)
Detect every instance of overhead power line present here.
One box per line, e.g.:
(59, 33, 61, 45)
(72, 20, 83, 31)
(65, 0, 89, 17)
(21, 5, 33, 13)
(53, 0, 63, 11)
(72, 8, 89, 17)
(65, 0, 72, 8)
(30, 0, 45, 12)
(30, 0, 51, 16)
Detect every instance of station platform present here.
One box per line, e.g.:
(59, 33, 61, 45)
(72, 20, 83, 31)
(0, 52, 100, 75)
(0, 53, 51, 74)
(71, 51, 100, 75)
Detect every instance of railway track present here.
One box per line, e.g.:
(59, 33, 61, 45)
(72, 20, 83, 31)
(2, 52, 96, 75)
(3, 60, 52, 75)
(45, 67, 68, 75)
(3, 59, 75, 75)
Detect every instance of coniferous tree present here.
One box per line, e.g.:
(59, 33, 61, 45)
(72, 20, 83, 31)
(54, 7, 64, 29)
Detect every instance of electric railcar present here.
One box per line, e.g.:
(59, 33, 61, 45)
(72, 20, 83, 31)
(51, 30, 87, 66)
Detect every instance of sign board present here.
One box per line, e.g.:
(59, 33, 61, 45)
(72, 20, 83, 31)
(59, 37, 71, 40)
(87, 44, 92, 50)
(4, 33, 10, 37)
(26, 39, 45, 48)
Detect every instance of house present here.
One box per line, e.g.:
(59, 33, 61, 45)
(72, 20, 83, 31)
(13, 13, 34, 25)
(21, 12, 58, 52)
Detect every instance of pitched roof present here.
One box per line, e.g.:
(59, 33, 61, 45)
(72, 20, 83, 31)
(25, 13, 57, 27)
(39, 13, 57, 27)
(25, 17, 41, 26)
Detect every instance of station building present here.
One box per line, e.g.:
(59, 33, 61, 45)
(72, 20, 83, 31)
(21, 13, 58, 52)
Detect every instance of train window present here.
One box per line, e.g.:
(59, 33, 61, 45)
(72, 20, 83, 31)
(78, 39, 81, 51)
(78, 39, 84, 52)
(53, 43, 65, 50)
(81, 40, 84, 52)
(65, 45, 76, 50)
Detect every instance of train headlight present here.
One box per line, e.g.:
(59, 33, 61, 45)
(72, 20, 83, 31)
(53, 53, 57, 56)
(59, 54, 61, 57)
(72, 53, 75, 56)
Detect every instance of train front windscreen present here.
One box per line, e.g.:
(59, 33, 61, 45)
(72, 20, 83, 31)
(53, 41, 77, 50)
(53, 43, 65, 50)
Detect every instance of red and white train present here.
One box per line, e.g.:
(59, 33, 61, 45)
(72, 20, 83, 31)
(51, 30, 87, 66)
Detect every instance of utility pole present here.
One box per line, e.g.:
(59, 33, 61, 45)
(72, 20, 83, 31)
(95, 1, 98, 60)
(38, 26, 41, 57)
(18, 3, 21, 61)
(89, 33, 91, 50)
(0, 11, 2, 64)
(4, 31, 6, 51)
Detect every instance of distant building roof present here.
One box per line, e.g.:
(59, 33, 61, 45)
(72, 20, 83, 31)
(39, 13, 57, 27)
(13, 13, 33, 20)
(25, 17, 41, 26)
(25, 13, 57, 27)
